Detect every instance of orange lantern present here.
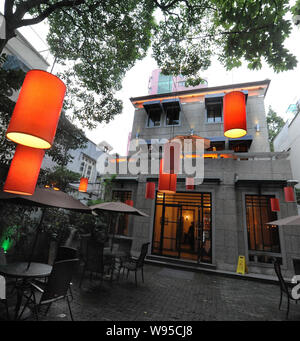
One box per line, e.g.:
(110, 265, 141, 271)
(158, 159, 177, 193)
(270, 198, 280, 212)
(186, 177, 195, 190)
(145, 182, 155, 199)
(78, 177, 88, 192)
(6, 70, 66, 149)
(3, 145, 45, 195)
(223, 91, 247, 138)
(125, 199, 134, 206)
(284, 187, 295, 202)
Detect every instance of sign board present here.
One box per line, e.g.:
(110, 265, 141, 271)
(236, 255, 248, 275)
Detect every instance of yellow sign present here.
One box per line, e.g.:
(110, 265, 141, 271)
(236, 255, 248, 275)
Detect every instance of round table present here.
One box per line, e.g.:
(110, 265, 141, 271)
(0, 262, 52, 279)
(0, 262, 52, 320)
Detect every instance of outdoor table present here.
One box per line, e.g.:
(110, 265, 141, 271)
(0, 262, 52, 320)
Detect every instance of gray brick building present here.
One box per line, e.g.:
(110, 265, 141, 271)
(104, 79, 299, 278)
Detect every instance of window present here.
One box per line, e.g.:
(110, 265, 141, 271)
(245, 195, 281, 254)
(206, 101, 222, 123)
(207, 141, 225, 151)
(147, 108, 161, 127)
(166, 107, 180, 126)
(178, 81, 185, 87)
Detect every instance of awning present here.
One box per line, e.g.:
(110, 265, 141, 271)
(229, 134, 253, 149)
(209, 136, 226, 142)
(228, 134, 253, 142)
(162, 98, 181, 111)
(143, 100, 163, 115)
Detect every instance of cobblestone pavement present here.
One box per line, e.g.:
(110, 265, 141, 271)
(2, 264, 300, 321)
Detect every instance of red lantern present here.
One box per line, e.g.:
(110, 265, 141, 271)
(6, 70, 66, 149)
(270, 198, 280, 212)
(223, 91, 247, 138)
(125, 199, 134, 206)
(163, 141, 181, 174)
(186, 177, 195, 190)
(145, 182, 155, 199)
(284, 187, 295, 202)
(78, 177, 88, 192)
(158, 159, 177, 193)
(3, 145, 45, 195)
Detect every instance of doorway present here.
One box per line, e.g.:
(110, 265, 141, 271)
(152, 192, 212, 263)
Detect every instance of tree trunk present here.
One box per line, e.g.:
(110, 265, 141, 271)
(0, 38, 8, 55)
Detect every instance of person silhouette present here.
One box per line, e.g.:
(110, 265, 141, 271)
(187, 222, 195, 251)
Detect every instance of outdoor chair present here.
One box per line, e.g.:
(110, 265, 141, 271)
(79, 239, 115, 288)
(55, 246, 78, 262)
(121, 242, 150, 287)
(18, 259, 79, 321)
(274, 259, 300, 319)
(54, 246, 78, 300)
(0, 274, 10, 320)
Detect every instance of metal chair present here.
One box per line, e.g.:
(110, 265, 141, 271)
(274, 258, 300, 319)
(79, 239, 115, 288)
(121, 242, 150, 287)
(19, 259, 79, 321)
(55, 246, 78, 262)
(0, 274, 10, 320)
(54, 246, 78, 300)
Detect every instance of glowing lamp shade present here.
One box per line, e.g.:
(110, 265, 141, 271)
(158, 159, 177, 194)
(270, 198, 280, 212)
(223, 91, 247, 138)
(186, 177, 195, 190)
(284, 187, 295, 202)
(3, 145, 45, 196)
(78, 177, 88, 192)
(125, 199, 134, 206)
(145, 182, 155, 199)
(6, 70, 66, 149)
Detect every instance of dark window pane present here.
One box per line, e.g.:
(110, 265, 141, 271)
(166, 107, 180, 126)
(147, 109, 161, 127)
(245, 195, 281, 253)
(206, 102, 222, 123)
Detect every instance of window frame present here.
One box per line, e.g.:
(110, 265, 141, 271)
(205, 100, 223, 124)
(146, 107, 162, 128)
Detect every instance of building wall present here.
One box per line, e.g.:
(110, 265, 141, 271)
(110, 80, 300, 277)
(274, 111, 300, 190)
(148, 69, 208, 95)
(131, 90, 270, 153)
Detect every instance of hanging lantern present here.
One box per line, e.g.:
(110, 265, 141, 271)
(163, 141, 181, 174)
(186, 177, 195, 190)
(78, 177, 88, 192)
(145, 182, 155, 199)
(284, 187, 295, 202)
(125, 199, 134, 206)
(223, 91, 247, 138)
(270, 198, 280, 212)
(158, 159, 177, 193)
(6, 70, 66, 149)
(3, 145, 45, 195)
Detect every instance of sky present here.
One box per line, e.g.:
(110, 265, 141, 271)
(2, 4, 300, 155)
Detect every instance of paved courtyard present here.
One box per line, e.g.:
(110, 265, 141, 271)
(12, 263, 300, 322)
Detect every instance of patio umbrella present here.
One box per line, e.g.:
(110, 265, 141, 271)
(266, 215, 300, 226)
(90, 201, 149, 250)
(0, 187, 92, 268)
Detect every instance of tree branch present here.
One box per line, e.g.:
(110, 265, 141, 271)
(4, 0, 15, 17)
(14, 0, 86, 28)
